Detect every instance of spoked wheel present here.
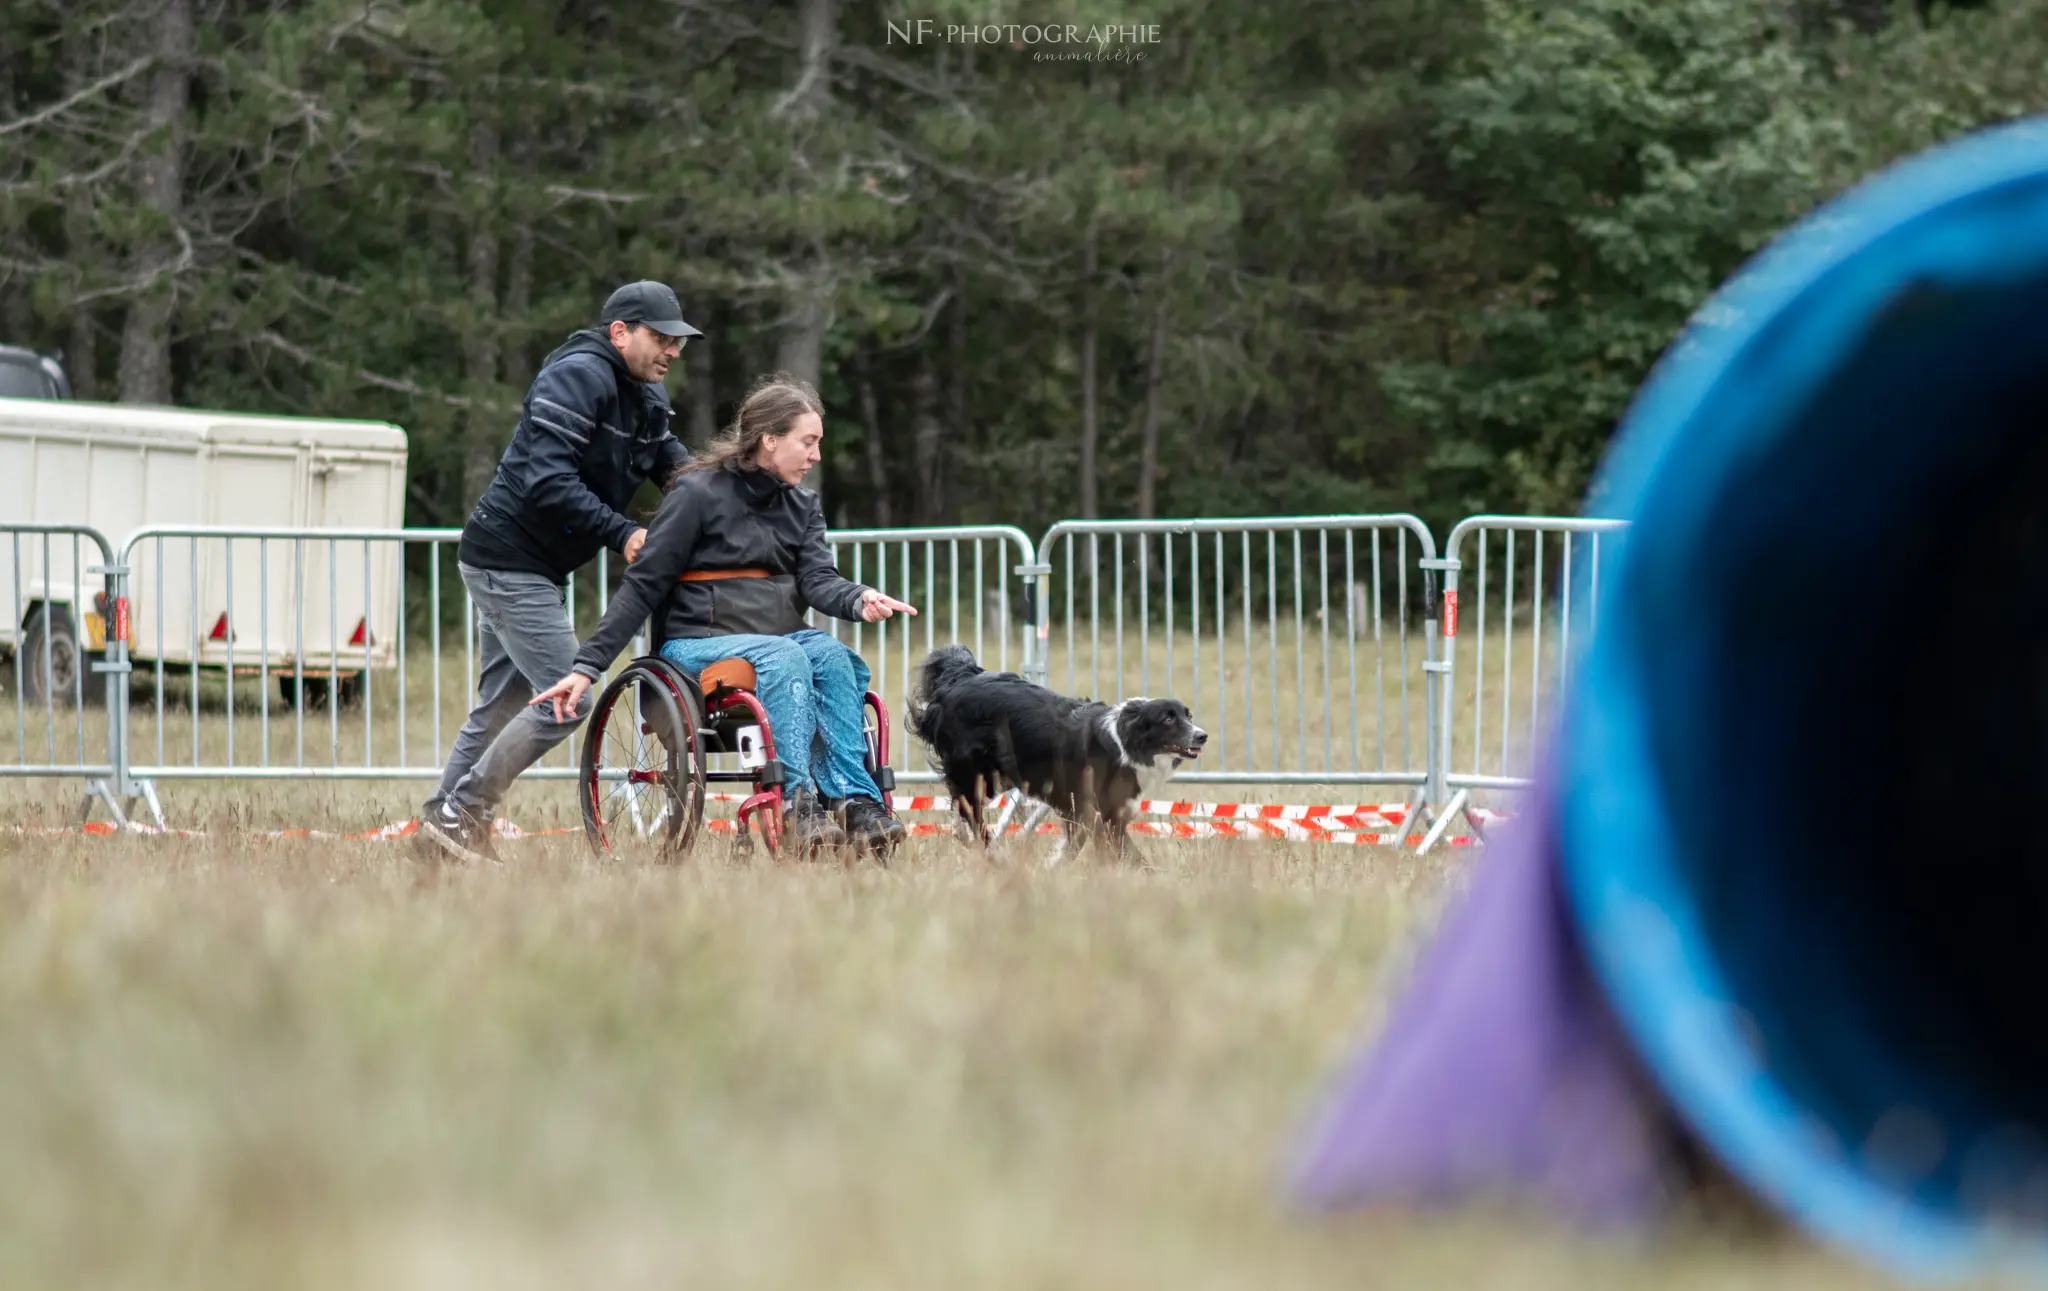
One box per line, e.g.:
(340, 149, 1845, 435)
(580, 660, 706, 860)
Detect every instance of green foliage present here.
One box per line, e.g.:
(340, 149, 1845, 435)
(3, 0, 2047, 533)
(1381, 0, 1847, 515)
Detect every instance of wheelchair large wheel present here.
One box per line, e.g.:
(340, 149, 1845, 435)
(580, 659, 706, 859)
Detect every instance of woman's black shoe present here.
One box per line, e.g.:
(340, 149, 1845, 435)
(783, 787, 847, 853)
(840, 796, 906, 855)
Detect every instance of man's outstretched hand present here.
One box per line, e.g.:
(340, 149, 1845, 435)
(860, 590, 918, 623)
(532, 672, 594, 723)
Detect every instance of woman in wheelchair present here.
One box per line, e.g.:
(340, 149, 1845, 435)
(533, 374, 918, 854)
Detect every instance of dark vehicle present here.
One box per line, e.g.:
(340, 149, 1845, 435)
(0, 347, 72, 400)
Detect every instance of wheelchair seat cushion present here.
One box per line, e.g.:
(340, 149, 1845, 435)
(698, 657, 757, 698)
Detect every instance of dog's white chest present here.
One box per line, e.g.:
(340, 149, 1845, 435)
(1131, 755, 1183, 797)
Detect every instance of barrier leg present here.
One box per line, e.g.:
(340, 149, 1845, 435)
(82, 780, 129, 829)
(1415, 788, 1471, 856)
(131, 780, 165, 830)
(1394, 785, 1428, 848)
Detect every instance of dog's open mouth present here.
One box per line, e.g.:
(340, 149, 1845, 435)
(1172, 743, 1204, 759)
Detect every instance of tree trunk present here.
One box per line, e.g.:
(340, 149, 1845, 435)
(780, 0, 838, 121)
(0, 284, 29, 349)
(462, 117, 503, 506)
(117, 0, 194, 405)
(2, 48, 31, 342)
(1078, 223, 1100, 518)
(911, 353, 943, 526)
(62, 29, 98, 400)
(748, 333, 776, 388)
(1137, 289, 1170, 521)
(686, 300, 717, 447)
(775, 285, 827, 389)
(66, 302, 96, 401)
(856, 354, 890, 528)
(777, 280, 830, 496)
(501, 119, 536, 386)
(1077, 57, 1109, 512)
(774, 0, 837, 498)
(63, 189, 97, 398)
(944, 272, 967, 524)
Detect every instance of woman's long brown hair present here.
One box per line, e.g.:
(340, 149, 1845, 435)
(667, 372, 823, 488)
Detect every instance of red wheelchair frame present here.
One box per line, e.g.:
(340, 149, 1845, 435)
(577, 653, 896, 859)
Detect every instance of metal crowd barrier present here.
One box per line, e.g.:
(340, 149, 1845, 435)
(1417, 515, 1629, 851)
(817, 525, 1041, 782)
(103, 524, 1038, 810)
(117, 526, 640, 800)
(4, 513, 1626, 840)
(1028, 516, 1445, 810)
(0, 522, 147, 823)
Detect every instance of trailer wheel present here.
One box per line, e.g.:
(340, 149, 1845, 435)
(279, 673, 365, 710)
(19, 605, 79, 710)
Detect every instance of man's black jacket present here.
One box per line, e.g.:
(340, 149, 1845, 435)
(459, 329, 688, 583)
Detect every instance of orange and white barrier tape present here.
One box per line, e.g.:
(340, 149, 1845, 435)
(15, 794, 1496, 848)
(14, 817, 1474, 847)
(706, 790, 1509, 831)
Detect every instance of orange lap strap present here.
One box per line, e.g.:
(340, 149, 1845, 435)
(699, 657, 757, 696)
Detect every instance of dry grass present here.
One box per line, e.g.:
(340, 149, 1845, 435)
(0, 618, 1961, 1290)
(0, 814, 1921, 1291)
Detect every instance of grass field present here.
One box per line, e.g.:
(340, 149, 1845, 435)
(0, 615, 1949, 1290)
(0, 814, 1922, 1291)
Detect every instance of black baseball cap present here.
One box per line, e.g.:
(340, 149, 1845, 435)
(601, 280, 703, 339)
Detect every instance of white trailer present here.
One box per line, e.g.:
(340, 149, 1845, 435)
(0, 398, 408, 706)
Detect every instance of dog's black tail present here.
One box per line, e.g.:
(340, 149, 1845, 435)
(908, 644, 983, 746)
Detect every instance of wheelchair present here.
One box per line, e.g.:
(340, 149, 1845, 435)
(577, 653, 899, 860)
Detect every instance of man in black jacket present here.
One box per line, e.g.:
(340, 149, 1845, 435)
(419, 280, 701, 862)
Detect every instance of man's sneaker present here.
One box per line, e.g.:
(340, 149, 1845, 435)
(840, 796, 906, 856)
(410, 797, 447, 861)
(417, 799, 501, 864)
(782, 787, 847, 855)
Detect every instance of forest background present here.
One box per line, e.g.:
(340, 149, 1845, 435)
(0, 0, 2034, 536)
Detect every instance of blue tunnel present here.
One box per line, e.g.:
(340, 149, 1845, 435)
(1567, 115, 2048, 1277)
(1293, 114, 2048, 1283)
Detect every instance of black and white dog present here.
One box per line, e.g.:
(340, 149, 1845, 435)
(908, 644, 1207, 859)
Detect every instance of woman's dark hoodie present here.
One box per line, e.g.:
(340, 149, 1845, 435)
(568, 463, 870, 681)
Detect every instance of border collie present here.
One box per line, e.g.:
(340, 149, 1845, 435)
(908, 644, 1207, 859)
